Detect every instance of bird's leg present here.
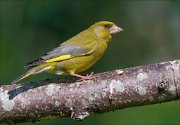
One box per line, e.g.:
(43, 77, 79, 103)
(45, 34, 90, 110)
(71, 72, 95, 81)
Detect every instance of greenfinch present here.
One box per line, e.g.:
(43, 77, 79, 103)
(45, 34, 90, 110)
(11, 21, 123, 84)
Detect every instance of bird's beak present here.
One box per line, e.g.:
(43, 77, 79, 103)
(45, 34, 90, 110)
(110, 24, 123, 34)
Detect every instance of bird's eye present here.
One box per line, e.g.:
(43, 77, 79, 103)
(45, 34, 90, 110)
(104, 24, 109, 28)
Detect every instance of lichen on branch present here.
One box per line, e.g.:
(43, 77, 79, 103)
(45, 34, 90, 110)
(0, 60, 179, 124)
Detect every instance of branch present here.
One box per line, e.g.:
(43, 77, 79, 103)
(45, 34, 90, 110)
(0, 60, 179, 124)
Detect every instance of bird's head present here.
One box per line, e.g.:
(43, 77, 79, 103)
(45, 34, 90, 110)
(90, 21, 123, 41)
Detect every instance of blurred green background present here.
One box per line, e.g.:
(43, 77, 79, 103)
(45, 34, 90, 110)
(0, 0, 179, 125)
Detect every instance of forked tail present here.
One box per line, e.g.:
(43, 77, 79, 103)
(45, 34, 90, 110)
(11, 66, 53, 84)
(11, 69, 35, 84)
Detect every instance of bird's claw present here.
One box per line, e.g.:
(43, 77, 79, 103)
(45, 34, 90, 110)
(78, 72, 95, 82)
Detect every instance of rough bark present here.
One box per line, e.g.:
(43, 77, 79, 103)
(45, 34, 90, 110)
(0, 60, 179, 124)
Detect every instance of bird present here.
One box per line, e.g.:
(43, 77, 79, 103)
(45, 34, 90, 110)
(11, 21, 123, 84)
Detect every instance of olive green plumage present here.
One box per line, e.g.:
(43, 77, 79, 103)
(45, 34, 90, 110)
(11, 21, 123, 84)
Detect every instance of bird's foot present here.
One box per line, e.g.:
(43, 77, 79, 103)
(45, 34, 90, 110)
(83, 72, 95, 80)
(71, 72, 95, 82)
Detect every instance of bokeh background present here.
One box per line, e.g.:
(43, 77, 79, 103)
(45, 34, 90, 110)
(0, 0, 179, 125)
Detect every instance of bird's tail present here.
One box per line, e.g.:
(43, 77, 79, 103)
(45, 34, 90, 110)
(11, 66, 53, 84)
(11, 69, 35, 84)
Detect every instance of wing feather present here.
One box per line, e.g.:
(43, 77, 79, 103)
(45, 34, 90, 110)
(24, 32, 98, 69)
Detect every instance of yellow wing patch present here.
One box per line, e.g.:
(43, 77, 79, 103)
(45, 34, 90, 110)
(46, 54, 72, 63)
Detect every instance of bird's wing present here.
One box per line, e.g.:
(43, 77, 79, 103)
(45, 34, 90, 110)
(24, 38, 98, 69)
